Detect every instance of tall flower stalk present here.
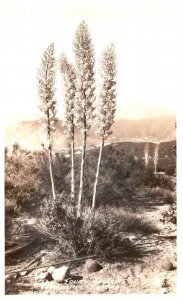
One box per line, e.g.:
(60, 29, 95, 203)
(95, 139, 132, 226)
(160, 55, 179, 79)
(60, 53, 77, 200)
(92, 43, 117, 210)
(144, 142, 149, 168)
(154, 142, 160, 173)
(37, 43, 57, 200)
(73, 21, 96, 217)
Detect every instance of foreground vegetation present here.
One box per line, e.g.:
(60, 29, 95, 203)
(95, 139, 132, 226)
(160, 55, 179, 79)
(5, 142, 176, 261)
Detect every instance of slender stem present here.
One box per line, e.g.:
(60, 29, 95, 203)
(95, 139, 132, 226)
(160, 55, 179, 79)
(154, 143, 159, 174)
(77, 126, 87, 218)
(71, 138, 75, 200)
(92, 138, 104, 210)
(48, 145, 56, 201)
(44, 54, 56, 201)
(144, 142, 149, 168)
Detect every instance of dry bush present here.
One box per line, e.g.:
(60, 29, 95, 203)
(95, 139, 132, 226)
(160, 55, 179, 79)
(5, 150, 45, 211)
(143, 187, 175, 204)
(161, 197, 177, 225)
(41, 196, 159, 261)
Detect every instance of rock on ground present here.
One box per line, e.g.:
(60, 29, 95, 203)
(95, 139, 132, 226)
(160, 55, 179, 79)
(52, 266, 70, 283)
(85, 259, 103, 273)
(161, 260, 174, 271)
(35, 272, 47, 282)
(47, 266, 56, 275)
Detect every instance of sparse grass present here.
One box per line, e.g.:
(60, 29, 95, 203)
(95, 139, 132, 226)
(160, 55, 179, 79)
(143, 187, 175, 204)
(143, 168, 176, 191)
(93, 206, 159, 234)
(155, 174, 176, 191)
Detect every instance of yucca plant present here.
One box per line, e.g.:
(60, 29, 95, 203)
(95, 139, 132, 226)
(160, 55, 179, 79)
(92, 43, 117, 210)
(60, 53, 77, 201)
(37, 43, 57, 201)
(73, 21, 96, 217)
(144, 141, 149, 168)
(154, 142, 160, 173)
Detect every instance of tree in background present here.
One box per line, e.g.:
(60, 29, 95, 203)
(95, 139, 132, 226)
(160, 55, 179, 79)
(60, 53, 77, 201)
(92, 43, 117, 210)
(37, 43, 57, 201)
(73, 21, 96, 217)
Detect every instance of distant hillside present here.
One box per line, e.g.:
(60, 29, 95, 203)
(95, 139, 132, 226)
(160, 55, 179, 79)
(110, 115, 176, 142)
(4, 115, 176, 151)
(112, 141, 176, 159)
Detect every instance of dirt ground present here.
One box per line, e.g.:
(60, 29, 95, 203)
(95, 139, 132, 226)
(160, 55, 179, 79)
(5, 187, 176, 295)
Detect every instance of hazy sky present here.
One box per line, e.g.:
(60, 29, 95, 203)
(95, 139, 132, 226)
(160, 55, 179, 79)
(0, 0, 181, 125)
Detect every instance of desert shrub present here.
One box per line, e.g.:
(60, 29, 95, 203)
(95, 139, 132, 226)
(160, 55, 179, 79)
(161, 201, 177, 225)
(143, 187, 175, 204)
(143, 167, 176, 191)
(6, 214, 27, 238)
(40, 192, 73, 230)
(5, 148, 56, 213)
(5, 199, 18, 217)
(5, 210, 30, 241)
(38, 152, 70, 195)
(5, 144, 149, 214)
(143, 167, 156, 186)
(5, 198, 19, 240)
(40, 192, 86, 257)
(41, 196, 159, 261)
(5, 148, 71, 213)
(5, 151, 45, 212)
(156, 175, 176, 191)
(165, 164, 176, 176)
(160, 187, 176, 225)
(96, 206, 159, 235)
(80, 145, 145, 207)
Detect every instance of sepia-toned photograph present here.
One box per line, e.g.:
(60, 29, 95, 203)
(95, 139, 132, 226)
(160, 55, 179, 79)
(2, 0, 180, 295)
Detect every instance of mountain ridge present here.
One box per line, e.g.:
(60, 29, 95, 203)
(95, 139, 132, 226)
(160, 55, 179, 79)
(5, 114, 176, 151)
